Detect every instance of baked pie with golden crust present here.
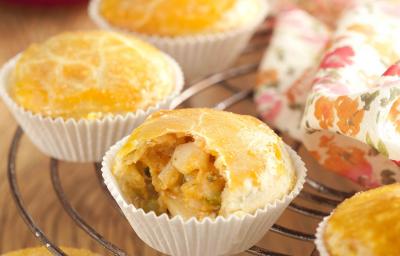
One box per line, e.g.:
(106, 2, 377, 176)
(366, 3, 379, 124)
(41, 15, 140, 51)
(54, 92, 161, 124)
(322, 183, 400, 256)
(112, 108, 297, 219)
(98, 0, 263, 36)
(9, 30, 178, 119)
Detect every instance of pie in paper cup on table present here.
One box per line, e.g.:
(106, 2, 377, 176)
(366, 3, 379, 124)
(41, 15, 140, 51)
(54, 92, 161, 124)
(89, 0, 269, 81)
(0, 31, 184, 162)
(315, 183, 400, 256)
(302, 1, 400, 187)
(101, 108, 307, 256)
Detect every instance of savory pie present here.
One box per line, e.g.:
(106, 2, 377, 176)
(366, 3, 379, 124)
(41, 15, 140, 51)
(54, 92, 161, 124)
(98, 0, 264, 36)
(112, 108, 297, 219)
(323, 183, 400, 256)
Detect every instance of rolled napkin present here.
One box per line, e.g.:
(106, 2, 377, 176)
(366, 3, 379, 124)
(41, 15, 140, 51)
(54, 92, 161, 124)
(302, 1, 400, 187)
(255, 7, 330, 139)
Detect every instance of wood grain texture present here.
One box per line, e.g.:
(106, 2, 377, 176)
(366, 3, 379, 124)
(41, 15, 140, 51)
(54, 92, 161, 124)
(0, 2, 361, 255)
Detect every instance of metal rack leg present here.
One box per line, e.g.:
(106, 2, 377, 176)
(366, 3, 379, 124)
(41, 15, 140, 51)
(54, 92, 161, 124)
(7, 127, 66, 256)
(247, 246, 290, 256)
(50, 159, 127, 256)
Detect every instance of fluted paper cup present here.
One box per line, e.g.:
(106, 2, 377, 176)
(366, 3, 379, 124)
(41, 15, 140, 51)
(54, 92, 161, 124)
(102, 137, 307, 256)
(88, 0, 269, 81)
(0, 54, 184, 162)
(315, 215, 331, 256)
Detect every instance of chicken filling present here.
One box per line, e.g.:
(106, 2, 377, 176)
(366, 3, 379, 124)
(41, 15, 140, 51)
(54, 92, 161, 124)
(120, 134, 226, 219)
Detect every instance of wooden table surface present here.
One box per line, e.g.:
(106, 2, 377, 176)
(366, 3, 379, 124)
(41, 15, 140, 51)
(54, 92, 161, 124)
(0, 2, 361, 255)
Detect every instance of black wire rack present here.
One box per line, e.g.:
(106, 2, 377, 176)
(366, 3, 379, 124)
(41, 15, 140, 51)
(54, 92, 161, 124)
(6, 25, 358, 256)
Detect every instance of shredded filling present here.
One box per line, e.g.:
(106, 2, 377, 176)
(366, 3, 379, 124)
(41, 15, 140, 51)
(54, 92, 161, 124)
(120, 134, 226, 219)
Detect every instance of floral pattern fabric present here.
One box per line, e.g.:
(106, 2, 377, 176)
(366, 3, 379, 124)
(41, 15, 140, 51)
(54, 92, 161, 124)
(255, 7, 330, 140)
(302, 1, 400, 187)
(256, 0, 400, 187)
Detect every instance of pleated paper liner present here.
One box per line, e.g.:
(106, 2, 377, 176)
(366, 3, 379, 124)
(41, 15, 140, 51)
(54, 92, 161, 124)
(102, 136, 307, 256)
(88, 0, 269, 81)
(315, 215, 330, 256)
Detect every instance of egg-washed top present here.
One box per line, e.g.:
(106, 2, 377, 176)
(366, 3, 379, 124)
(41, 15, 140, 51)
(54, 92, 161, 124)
(9, 31, 177, 119)
(3, 247, 98, 256)
(99, 0, 263, 36)
(324, 183, 400, 256)
(113, 108, 296, 218)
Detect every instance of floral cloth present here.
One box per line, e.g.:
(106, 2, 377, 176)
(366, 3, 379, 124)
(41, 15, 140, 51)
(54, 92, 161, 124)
(302, 1, 400, 187)
(255, 7, 330, 140)
(256, 0, 400, 187)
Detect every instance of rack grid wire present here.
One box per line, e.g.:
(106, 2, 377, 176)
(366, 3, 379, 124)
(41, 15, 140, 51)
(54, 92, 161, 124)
(6, 24, 358, 256)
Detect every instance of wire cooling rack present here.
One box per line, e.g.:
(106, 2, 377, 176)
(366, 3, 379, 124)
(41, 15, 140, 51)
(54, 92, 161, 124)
(6, 25, 357, 256)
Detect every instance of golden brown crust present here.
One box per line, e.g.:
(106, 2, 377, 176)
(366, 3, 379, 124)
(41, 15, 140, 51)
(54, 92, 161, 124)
(10, 31, 176, 119)
(99, 0, 262, 36)
(118, 108, 283, 188)
(113, 108, 296, 217)
(324, 183, 400, 256)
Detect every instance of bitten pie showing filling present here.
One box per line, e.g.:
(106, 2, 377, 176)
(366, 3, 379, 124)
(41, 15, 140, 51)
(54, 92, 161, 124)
(9, 30, 177, 119)
(324, 183, 400, 256)
(99, 0, 263, 36)
(112, 108, 296, 219)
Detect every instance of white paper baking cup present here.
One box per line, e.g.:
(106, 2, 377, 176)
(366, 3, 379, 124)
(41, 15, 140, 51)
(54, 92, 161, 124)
(88, 0, 269, 81)
(101, 137, 307, 256)
(315, 215, 331, 256)
(0, 54, 184, 162)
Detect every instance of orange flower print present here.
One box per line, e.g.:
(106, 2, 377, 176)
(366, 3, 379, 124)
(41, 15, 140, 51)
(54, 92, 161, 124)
(256, 69, 278, 88)
(389, 98, 400, 133)
(335, 96, 364, 136)
(314, 96, 335, 129)
(317, 135, 377, 188)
